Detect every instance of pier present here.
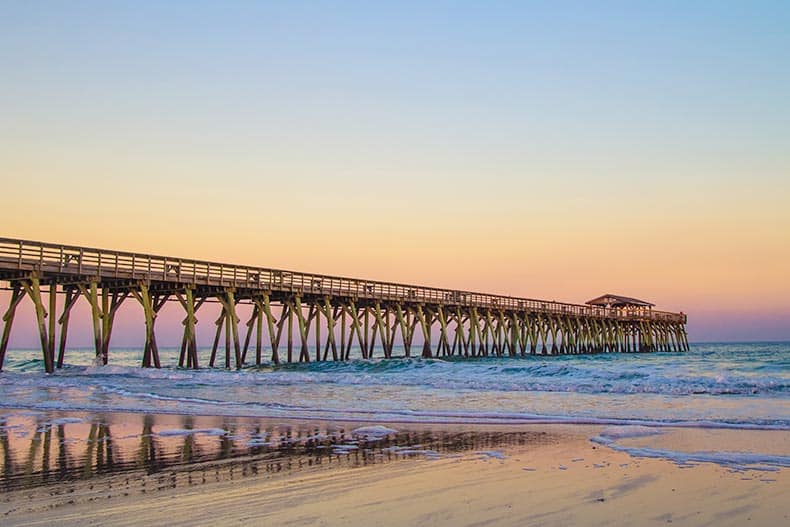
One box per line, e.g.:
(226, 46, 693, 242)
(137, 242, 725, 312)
(0, 237, 688, 373)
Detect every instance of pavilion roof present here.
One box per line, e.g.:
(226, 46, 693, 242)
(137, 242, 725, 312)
(585, 294, 655, 308)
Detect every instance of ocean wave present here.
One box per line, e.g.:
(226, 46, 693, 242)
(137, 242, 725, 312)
(5, 362, 783, 396)
(1, 343, 788, 430)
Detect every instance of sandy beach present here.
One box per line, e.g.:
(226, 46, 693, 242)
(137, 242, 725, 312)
(1, 412, 786, 526)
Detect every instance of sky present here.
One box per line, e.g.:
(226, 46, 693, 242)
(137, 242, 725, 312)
(1, 1, 789, 345)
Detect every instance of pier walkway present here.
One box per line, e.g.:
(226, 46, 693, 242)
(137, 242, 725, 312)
(0, 237, 688, 373)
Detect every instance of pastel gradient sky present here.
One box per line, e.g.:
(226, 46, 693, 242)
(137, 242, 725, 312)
(1, 1, 789, 344)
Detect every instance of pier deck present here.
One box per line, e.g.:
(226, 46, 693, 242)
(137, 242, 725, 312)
(0, 237, 688, 372)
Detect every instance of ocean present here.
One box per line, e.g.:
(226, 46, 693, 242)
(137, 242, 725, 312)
(1, 342, 787, 429)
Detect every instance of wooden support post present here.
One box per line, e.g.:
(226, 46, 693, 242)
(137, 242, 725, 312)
(48, 283, 57, 368)
(370, 307, 379, 358)
(292, 296, 311, 363)
(224, 290, 241, 368)
(416, 305, 431, 358)
(179, 324, 188, 367)
(255, 300, 263, 365)
(224, 304, 232, 367)
(271, 303, 287, 362)
(528, 316, 538, 355)
(384, 306, 393, 358)
(516, 313, 527, 356)
(342, 304, 353, 360)
(209, 311, 225, 368)
(132, 283, 158, 368)
(450, 314, 459, 356)
(537, 316, 547, 355)
(303, 304, 316, 362)
(77, 282, 103, 365)
(453, 308, 464, 357)
(21, 276, 54, 373)
(287, 300, 294, 363)
(341, 304, 347, 360)
(143, 293, 168, 368)
(372, 302, 388, 359)
(499, 313, 508, 356)
(363, 307, 370, 359)
(480, 309, 492, 356)
(393, 304, 409, 358)
(408, 309, 419, 356)
(347, 301, 365, 360)
(494, 311, 505, 357)
(188, 291, 202, 368)
(241, 305, 258, 365)
(436, 306, 450, 357)
(56, 287, 80, 368)
(509, 312, 518, 356)
(314, 303, 321, 362)
(323, 301, 339, 361)
(1, 284, 26, 371)
(668, 324, 676, 352)
(261, 294, 280, 364)
(175, 288, 200, 369)
(470, 307, 480, 357)
(554, 317, 563, 354)
(97, 289, 127, 365)
(461, 310, 471, 357)
(101, 287, 110, 364)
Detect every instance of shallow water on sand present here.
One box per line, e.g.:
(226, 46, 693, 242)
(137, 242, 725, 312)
(0, 411, 560, 492)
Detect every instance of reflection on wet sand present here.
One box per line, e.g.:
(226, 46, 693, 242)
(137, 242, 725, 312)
(1, 410, 556, 495)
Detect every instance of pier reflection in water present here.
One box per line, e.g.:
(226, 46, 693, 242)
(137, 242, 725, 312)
(0, 410, 555, 494)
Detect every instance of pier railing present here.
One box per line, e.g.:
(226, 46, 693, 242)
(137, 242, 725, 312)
(0, 237, 684, 323)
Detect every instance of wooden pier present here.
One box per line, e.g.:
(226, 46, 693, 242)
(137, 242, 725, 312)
(0, 237, 688, 373)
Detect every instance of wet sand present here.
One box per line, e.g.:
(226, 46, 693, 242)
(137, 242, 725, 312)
(1, 411, 787, 526)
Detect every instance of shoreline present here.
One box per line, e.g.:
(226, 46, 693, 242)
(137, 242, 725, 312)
(3, 401, 788, 430)
(1, 409, 788, 526)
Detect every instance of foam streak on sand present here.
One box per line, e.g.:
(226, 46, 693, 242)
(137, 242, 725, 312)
(592, 425, 790, 471)
(352, 425, 398, 438)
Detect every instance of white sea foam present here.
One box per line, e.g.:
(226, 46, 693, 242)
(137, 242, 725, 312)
(50, 417, 83, 425)
(596, 425, 664, 440)
(352, 425, 398, 438)
(592, 428, 790, 471)
(332, 445, 360, 454)
(245, 439, 272, 447)
(394, 449, 441, 457)
(602, 444, 790, 471)
(477, 450, 507, 460)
